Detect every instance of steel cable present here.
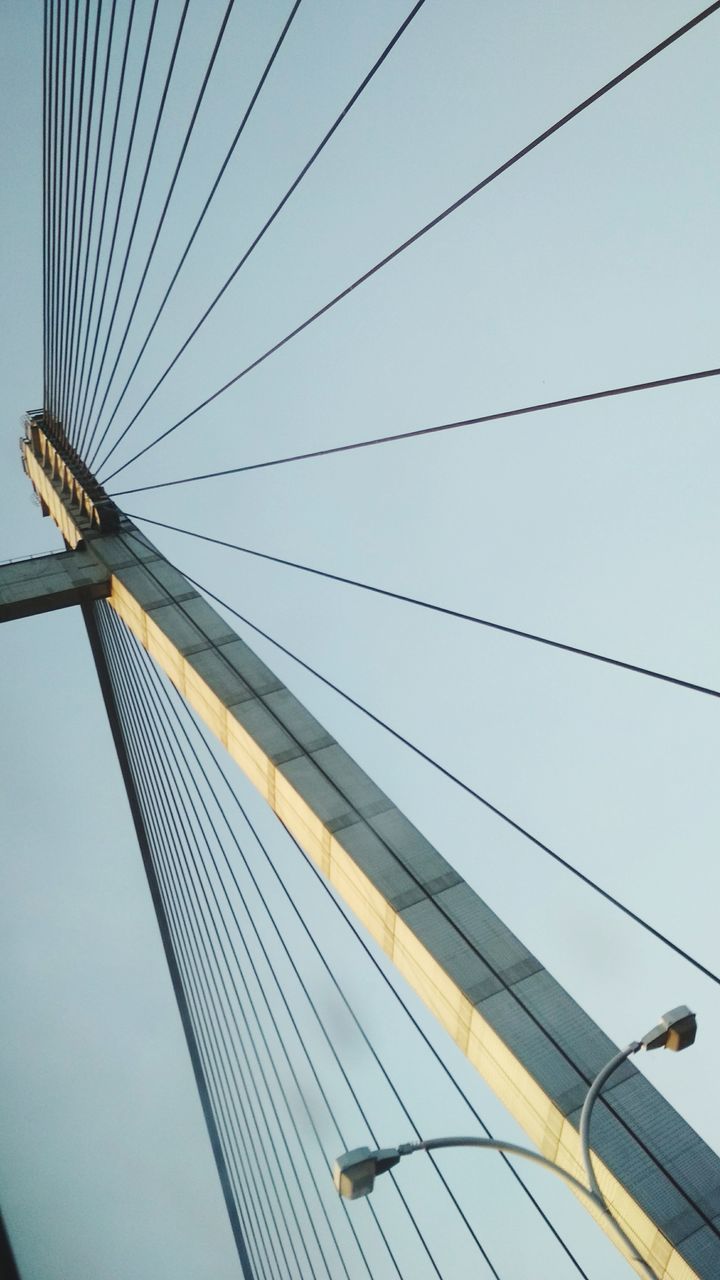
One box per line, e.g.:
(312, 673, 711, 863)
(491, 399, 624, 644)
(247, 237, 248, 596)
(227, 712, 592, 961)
(169, 557, 720, 996)
(104, 608, 397, 1279)
(103, 556, 458, 1278)
(98, 610, 265, 1277)
(125, 622, 502, 1279)
(50, 0, 71, 417)
(55, 0, 80, 418)
(46, 0, 60, 412)
(102, 611, 289, 1278)
(100, 1, 720, 483)
(114, 616, 437, 1279)
(87, 0, 304, 470)
(71, 0, 140, 450)
(57, 0, 91, 428)
(80, 0, 193, 457)
(113, 620, 353, 1280)
(111, 541, 523, 1278)
(82, 0, 238, 460)
(75, 0, 161, 453)
(127, 510, 720, 703)
(109, 365, 720, 497)
(92, 0, 427, 474)
(58, 0, 103, 432)
(65, 0, 120, 437)
(42, 0, 49, 409)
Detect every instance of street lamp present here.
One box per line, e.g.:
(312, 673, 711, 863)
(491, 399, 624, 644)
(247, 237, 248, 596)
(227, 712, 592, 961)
(333, 1007, 697, 1279)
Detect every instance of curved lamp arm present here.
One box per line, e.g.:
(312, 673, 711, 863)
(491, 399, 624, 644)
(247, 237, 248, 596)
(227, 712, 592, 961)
(579, 1041, 640, 1200)
(576, 1006, 696, 1271)
(334, 1134, 655, 1277)
(404, 1135, 604, 1203)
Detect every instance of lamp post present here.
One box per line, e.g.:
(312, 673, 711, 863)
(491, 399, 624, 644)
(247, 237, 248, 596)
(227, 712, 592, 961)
(333, 1007, 697, 1279)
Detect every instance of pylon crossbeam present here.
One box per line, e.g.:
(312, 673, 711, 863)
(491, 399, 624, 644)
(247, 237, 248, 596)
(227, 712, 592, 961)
(0, 548, 109, 622)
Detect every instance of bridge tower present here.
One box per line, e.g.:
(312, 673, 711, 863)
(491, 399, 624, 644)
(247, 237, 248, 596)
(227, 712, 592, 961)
(2, 411, 717, 1279)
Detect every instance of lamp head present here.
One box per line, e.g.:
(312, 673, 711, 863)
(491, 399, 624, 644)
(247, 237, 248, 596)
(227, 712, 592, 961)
(641, 1006, 697, 1052)
(333, 1146, 401, 1199)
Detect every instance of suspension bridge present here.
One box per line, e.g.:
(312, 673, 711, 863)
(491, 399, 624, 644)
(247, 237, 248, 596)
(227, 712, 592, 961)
(1, 3, 719, 1277)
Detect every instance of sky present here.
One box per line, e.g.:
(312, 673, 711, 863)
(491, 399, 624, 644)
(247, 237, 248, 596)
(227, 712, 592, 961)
(1, 1, 719, 1277)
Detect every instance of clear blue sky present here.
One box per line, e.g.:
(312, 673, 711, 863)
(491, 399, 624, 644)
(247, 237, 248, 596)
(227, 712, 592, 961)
(1, 2, 718, 1277)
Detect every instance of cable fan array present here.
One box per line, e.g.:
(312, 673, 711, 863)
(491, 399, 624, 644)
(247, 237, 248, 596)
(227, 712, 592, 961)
(39, 0, 720, 1275)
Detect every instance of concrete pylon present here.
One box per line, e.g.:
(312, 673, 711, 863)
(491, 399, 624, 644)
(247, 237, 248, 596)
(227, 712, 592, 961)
(14, 412, 720, 1279)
